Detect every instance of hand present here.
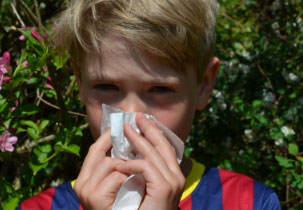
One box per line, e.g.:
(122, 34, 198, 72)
(74, 129, 128, 210)
(116, 113, 186, 210)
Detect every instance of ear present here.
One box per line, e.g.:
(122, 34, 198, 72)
(196, 57, 220, 110)
(71, 58, 85, 105)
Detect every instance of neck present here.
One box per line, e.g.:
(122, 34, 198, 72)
(180, 156, 192, 178)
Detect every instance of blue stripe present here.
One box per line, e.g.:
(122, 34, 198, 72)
(253, 180, 281, 210)
(51, 182, 81, 210)
(191, 167, 223, 210)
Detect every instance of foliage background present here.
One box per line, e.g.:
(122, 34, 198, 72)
(0, 0, 302, 209)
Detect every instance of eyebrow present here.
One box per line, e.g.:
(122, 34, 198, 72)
(87, 71, 182, 85)
(90, 77, 181, 86)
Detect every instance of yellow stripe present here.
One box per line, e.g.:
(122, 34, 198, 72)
(71, 158, 205, 202)
(180, 158, 205, 201)
(71, 180, 76, 189)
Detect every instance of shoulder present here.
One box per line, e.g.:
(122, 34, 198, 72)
(17, 181, 82, 210)
(216, 168, 280, 210)
(190, 167, 281, 210)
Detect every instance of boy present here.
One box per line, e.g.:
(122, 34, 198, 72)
(17, 0, 281, 209)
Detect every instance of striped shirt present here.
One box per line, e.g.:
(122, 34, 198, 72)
(17, 159, 281, 210)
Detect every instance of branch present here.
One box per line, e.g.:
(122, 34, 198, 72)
(220, 12, 246, 31)
(64, 77, 76, 99)
(33, 0, 44, 32)
(17, 0, 39, 26)
(37, 93, 87, 117)
(45, 63, 68, 123)
(257, 65, 278, 109)
(16, 123, 89, 154)
(286, 55, 302, 64)
(286, 170, 290, 209)
(10, 2, 25, 27)
(36, 89, 44, 106)
(281, 195, 303, 206)
(16, 135, 55, 154)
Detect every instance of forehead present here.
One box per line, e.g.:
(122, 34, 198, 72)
(83, 35, 194, 83)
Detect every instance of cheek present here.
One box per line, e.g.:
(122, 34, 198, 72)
(152, 103, 196, 142)
(85, 104, 103, 140)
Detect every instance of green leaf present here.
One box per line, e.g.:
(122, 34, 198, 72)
(14, 104, 40, 117)
(275, 155, 294, 168)
(2, 196, 20, 210)
(39, 120, 50, 131)
(184, 147, 193, 157)
(39, 144, 52, 153)
(255, 114, 268, 125)
(33, 144, 53, 163)
(21, 120, 39, 132)
(0, 100, 8, 113)
(52, 55, 69, 70)
(288, 143, 299, 156)
(0, 177, 14, 194)
(270, 128, 283, 140)
(54, 142, 80, 156)
(27, 127, 39, 140)
(289, 92, 296, 99)
(64, 144, 80, 156)
(18, 29, 44, 56)
(16, 127, 26, 133)
(252, 100, 263, 109)
(28, 161, 48, 175)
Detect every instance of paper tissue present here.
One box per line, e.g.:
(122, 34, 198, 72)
(101, 104, 184, 210)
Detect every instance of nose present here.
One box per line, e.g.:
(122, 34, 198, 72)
(118, 93, 148, 113)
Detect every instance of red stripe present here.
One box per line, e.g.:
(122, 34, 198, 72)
(219, 169, 254, 210)
(178, 194, 192, 210)
(80, 204, 84, 210)
(21, 187, 55, 210)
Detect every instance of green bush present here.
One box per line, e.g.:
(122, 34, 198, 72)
(0, 0, 302, 209)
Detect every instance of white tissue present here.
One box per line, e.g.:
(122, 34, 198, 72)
(101, 104, 184, 210)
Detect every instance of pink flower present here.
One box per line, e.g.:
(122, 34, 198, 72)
(45, 77, 54, 89)
(4, 77, 11, 83)
(19, 35, 26, 40)
(31, 31, 41, 41)
(0, 131, 18, 152)
(45, 83, 54, 89)
(0, 51, 11, 90)
(22, 60, 29, 68)
(11, 100, 19, 112)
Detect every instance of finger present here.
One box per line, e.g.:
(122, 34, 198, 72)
(83, 158, 125, 194)
(80, 171, 128, 210)
(124, 123, 182, 185)
(76, 129, 112, 187)
(98, 171, 128, 196)
(124, 124, 170, 172)
(115, 160, 166, 186)
(136, 113, 178, 165)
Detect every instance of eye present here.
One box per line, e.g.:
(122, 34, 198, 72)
(149, 86, 174, 94)
(94, 84, 119, 92)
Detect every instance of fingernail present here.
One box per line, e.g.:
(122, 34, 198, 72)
(125, 124, 134, 132)
(137, 112, 145, 118)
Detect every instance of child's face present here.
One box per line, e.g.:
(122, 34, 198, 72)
(76, 35, 218, 142)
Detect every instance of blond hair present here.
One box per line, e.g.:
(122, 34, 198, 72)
(53, 0, 218, 80)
